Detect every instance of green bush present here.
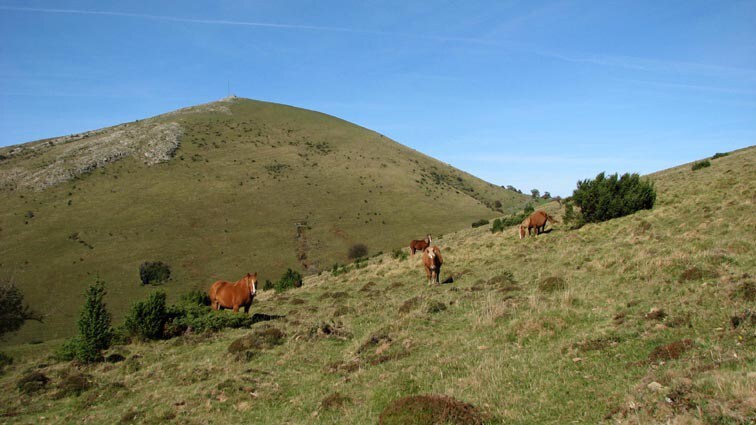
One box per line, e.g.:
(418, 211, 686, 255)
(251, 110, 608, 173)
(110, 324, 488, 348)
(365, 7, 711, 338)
(274, 268, 303, 293)
(139, 261, 171, 285)
(166, 304, 257, 334)
(262, 280, 274, 291)
(491, 206, 534, 233)
(392, 248, 408, 261)
(73, 280, 112, 362)
(691, 160, 711, 171)
(348, 243, 368, 259)
(571, 172, 656, 223)
(562, 201, 584, 229)
(711, 152, 729, 160)
(123, 291, 168, 340)
(471, 218, 489, 228)
(178, 289, 210, 306)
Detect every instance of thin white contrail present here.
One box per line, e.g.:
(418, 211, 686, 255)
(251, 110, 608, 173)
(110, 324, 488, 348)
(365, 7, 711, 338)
(0, 5, 494, 44)
(0, 5, 388, 34)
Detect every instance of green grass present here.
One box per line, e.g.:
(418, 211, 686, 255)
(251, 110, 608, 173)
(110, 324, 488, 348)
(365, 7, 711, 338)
(0, 98, 528, 344)
(0, 146, 753, 423)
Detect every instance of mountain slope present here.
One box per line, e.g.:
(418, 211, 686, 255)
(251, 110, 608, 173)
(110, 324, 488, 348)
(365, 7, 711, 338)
(1, 147, 753, 423)
(0, 97, 529, 342)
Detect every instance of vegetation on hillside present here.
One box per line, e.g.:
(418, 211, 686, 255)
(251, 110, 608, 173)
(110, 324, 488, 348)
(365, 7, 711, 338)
(0, 280, 41, 338)
(572, 171, 656, 223)
(0, 97, 529, 344)
(0, 147, 752, 423)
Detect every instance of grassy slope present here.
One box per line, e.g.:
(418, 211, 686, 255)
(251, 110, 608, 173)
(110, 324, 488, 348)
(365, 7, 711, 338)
(0, 98, 528, 343)
(1, 147, 753, 423)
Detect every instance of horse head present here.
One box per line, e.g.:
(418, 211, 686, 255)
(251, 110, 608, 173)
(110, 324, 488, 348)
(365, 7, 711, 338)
(245, 272, 258, 296)
(424, 246, 437, 268)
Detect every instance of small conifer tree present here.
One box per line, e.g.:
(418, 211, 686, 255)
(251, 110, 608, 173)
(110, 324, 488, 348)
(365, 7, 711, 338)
(75, 279, 112, 362)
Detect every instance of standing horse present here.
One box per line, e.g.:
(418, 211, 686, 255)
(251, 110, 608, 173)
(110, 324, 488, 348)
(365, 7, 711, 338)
(519, 211, 557, 239)
(409, 234, 432, 256)
(422, 246, 443, 285)
(208, 272, 258, 313)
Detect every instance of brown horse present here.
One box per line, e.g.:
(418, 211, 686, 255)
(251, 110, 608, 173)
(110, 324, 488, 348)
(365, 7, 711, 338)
(519, 211, 557, 239)
(208, 272, 258, 313)
(422, 245, 443, 285)
(410, 234, 432, 256)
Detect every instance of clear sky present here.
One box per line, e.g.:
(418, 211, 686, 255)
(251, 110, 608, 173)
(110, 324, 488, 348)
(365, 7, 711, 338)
(1, 1, 754, 196)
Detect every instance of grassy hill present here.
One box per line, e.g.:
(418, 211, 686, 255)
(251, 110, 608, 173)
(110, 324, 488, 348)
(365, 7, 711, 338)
(0, 97, 529, 343)
(0, 147, 753, 423)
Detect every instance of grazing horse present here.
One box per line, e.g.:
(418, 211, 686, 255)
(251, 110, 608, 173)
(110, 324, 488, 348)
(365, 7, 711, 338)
(519, 211, 557, 239)
(422, 246, 443, 285)
(409, 234, 432, 256)
(208, 272, 258, 313)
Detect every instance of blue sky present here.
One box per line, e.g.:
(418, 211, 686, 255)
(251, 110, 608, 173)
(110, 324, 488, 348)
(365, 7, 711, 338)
(1, 1, 754, 196)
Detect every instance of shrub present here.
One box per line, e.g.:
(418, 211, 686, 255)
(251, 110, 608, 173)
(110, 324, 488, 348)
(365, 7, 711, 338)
(167, 306, 254, 334)
(562, 201, 584, 229)
(471, 219, 489, 228)
(139, 261, 171, 285)
(55, 338, 80, 361)
(392, 248, 408, 261)
(262, 279, 274, 291)
(711, 152, 729, 160)
(274, 268, 303, 293)
(348, 243, 368, 259)
(0, 280, 42, 338)
(571, 172, 656, 223)
(124, 291, 168, 340)
(491, 206, 534, 233)
(691, 160, 711, 171)
(178, 289, 210, 306)
(73, 280, 112, 362)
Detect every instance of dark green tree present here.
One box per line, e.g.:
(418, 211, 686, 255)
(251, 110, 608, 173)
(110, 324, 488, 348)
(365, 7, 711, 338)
(572, 172, 656, 223)
(75, 280, 112, 362)
(0, 280, 42, 338)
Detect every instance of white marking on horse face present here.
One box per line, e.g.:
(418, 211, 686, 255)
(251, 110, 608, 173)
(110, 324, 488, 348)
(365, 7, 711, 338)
(250, 278, 257, 296)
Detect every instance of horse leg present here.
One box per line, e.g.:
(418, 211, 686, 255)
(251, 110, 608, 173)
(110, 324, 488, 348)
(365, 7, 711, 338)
(212, 300, 219, 311)
(244, 304, 250, 314)
(233, 304, 239, 313)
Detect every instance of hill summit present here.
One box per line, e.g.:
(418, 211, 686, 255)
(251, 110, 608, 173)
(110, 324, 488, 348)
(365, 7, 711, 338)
(0, 97, 528, 342)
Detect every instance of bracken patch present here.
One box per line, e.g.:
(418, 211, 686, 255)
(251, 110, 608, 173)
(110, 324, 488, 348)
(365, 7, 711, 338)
(538, 276, 566, 293)
(378, 394, 485, 425)
(16, 371, 49, 394)
(648, 339, 694, 363)
(678, 266, 718, 283)
(228, 327, 285, 354)
(321, 392, 352, 410)
(399, 296, 422, 314)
